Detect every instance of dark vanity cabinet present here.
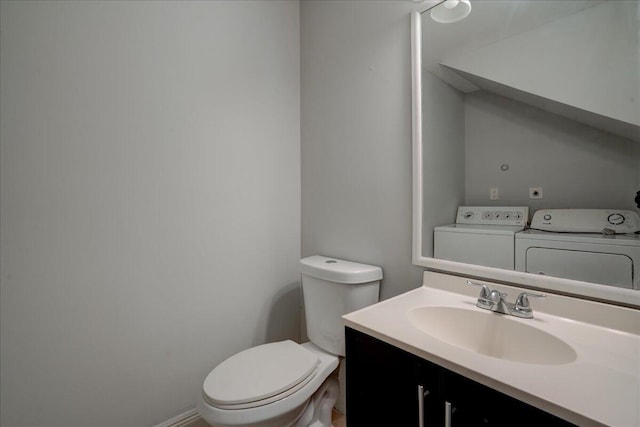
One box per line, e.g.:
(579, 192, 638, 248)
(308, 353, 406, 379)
(344, 326, 437, 426)
(345, 327, 576, 427)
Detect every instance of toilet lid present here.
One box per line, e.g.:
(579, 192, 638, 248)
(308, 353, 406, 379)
(203, 340, 319, 407)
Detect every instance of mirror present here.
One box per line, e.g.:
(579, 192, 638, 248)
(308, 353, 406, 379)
(411, 1, 640, 307)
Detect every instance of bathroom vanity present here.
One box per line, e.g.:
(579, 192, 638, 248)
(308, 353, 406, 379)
(345, 328, 572, 426)
(343, 272, 640, 427)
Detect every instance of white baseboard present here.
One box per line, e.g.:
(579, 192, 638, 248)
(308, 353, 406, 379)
(154, 408, 208, 427)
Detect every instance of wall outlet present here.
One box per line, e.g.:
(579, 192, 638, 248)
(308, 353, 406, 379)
(490, 188, 499, 200)
(529, 187, 543, 199)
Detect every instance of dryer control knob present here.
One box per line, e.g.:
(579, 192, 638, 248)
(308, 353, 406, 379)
(607, 213, 625, 226)
(543, 214, 552, 221)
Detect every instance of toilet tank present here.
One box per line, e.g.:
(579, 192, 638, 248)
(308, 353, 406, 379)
(300, 256, 382, 356)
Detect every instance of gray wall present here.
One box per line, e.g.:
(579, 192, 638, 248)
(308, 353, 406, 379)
(422, 72, 465, 258)
(465, 91, 639, 213)
(0, 2, 300, 425)
(301, 0, 424, 302)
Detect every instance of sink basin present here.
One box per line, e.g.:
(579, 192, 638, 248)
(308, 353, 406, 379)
(408, 306, 577, 365)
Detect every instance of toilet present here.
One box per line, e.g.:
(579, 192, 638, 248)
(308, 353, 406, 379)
(197, 255, 382, 427)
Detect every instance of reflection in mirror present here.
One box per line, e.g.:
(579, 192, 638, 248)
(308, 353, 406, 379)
(413, 1, 640, 306)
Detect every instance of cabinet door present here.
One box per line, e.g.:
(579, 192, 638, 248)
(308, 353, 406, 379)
(346, 328, 434, 427)
(415, 358, 443, 427)
(441, 369, 576, 427)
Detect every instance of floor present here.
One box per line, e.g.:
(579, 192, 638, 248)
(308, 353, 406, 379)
(331, 409, 346, 427)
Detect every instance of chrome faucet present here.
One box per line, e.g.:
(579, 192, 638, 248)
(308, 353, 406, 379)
(466, 280, 545, 319)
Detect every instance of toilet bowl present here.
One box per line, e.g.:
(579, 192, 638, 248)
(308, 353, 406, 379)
(197, 256, 382, 427)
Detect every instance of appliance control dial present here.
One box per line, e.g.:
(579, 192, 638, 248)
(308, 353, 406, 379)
(543, 214, 552, 221)
(607, 213, 625, 225)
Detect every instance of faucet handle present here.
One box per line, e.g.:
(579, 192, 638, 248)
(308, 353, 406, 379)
(515, 291, 546, 312)
(466, 280, 496, 308)
(466, 280, 490, 299)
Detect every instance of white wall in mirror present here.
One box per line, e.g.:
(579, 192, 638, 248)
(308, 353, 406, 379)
(440, 1, 639, 134)
(411, 1, 640, 308)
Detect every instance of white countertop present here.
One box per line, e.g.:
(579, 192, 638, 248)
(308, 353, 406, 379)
(343, 272, 640, 427)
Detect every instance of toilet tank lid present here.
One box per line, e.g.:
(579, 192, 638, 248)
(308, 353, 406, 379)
(300, 256, 382, 284)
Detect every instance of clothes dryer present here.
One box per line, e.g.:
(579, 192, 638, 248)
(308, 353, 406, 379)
(516, 210, 640, 289)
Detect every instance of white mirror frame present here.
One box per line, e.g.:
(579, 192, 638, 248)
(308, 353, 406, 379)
(410, 10, 640, 308)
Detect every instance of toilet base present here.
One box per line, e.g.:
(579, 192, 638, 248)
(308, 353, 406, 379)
(293, 375, 339, 427)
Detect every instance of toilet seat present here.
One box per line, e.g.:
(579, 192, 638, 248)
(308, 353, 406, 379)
(203, 340, 320, 410)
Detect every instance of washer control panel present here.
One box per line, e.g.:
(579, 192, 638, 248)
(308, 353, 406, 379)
(530, 209, 640, 234)
(455, 206, 529, 226)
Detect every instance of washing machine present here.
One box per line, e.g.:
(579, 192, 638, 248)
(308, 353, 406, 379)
(515, 209, 640, 289)
(434, 206, 528, 270)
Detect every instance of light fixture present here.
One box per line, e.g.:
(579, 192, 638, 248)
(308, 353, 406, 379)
(430, 0, 471, 24)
